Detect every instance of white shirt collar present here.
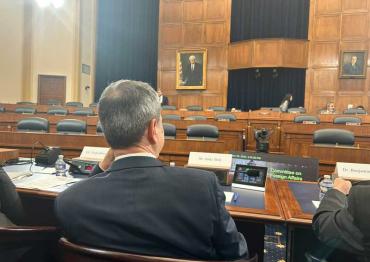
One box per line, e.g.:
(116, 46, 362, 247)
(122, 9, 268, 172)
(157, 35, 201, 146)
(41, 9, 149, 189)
(114, 152, 156, 161)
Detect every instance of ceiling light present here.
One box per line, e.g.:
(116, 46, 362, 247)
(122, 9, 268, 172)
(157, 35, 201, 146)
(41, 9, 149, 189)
(36, 0, 50, 8)
(51, 0, 64, 8)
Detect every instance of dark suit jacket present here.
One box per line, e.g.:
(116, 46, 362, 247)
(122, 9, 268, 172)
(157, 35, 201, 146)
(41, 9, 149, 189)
(55, 156, 248, 260)
(182, 63, 203, 86)
(161, 96, 169, 106)
(0, 168, 24, 226)
(313, 183, 370, 261)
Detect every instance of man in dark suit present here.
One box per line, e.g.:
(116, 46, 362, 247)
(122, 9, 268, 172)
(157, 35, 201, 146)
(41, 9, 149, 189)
(157, 88, 168, 106)
(0, 168, 24, 226)
(182, 55, 203, 86)
(55, 80, 248, 260)
(343, 55, 363, 75)
(313, 178, 370, 260)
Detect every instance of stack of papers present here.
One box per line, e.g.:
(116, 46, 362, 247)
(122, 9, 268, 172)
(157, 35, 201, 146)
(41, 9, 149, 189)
(224, 192, 235, 203)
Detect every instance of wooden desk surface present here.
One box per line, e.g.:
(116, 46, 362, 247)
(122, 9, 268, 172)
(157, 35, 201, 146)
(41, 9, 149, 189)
(273, 179, 318, 225)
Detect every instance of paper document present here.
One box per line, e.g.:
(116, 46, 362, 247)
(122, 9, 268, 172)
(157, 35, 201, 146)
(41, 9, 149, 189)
(312, 201, 320, 209)
(15, 175, 79, 191)
(6, 171, 32, 180)
(224, 192, 235, 203)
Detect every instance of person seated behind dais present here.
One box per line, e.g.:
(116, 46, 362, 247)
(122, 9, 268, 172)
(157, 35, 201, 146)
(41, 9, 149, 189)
(279, 94, 293, 112)
(313, 177, 370, 260)
(55, 80, 248, 260)
(320, 101, 336, 114)
(156, 88, 168, 106)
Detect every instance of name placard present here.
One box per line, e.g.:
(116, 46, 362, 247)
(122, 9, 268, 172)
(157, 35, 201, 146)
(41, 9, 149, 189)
(80, 146, 110, 161)
(336, 162, 370, 181)
(188, 152, 232, 170)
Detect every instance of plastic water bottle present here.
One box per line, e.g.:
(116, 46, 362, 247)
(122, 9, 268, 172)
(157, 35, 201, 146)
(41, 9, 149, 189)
(55, 155, 67, 176)
(319, 175, 333, 201)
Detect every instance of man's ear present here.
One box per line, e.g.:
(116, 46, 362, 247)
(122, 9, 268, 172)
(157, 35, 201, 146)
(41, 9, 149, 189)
(147, 118, 158, 144)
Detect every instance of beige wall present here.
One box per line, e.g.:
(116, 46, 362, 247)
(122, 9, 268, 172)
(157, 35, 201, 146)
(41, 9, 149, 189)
(79, 0, 97, 106)
(0, 0, 24, 103)
(28, 0, 80, 103)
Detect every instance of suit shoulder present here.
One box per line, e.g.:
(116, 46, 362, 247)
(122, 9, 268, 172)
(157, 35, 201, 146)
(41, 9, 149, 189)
(164, 166, 217, 181)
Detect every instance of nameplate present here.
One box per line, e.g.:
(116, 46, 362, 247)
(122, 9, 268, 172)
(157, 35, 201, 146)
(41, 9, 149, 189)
(336, 162, 370, 181)
(188, 152, 232, 170)
(79, 146, 109, 161)
(302, 121, 317, 125)
(346, 122, 361, 126)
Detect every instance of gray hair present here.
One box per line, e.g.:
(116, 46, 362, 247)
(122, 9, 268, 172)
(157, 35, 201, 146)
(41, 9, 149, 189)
(98, 80, 161, 149)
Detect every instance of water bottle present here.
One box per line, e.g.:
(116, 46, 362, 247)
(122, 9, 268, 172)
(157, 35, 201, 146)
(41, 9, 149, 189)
(55, 155, 67, 176)
(319, 175, 333, 201)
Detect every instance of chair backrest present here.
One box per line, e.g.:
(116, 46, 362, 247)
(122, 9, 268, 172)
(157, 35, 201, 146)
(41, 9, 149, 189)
(294, 115, 320, 124)
(186, 124, 219, 141)
(313, 128, 355, 146)
(162, 114, 181, 120)
(73, 108, 94, 116)
(288, 107, 306, 113)
(47, 99, 62, 106)
(15, 107, 36, 114)
(17, 117, 49, 133)
(65, 101, 83, 108)
(186, 105, 203, 111)
(208, 106, 225, 111)
(163, 123, 176, 139)
(16, 101, 34, 105)
(343, 108, 366, 115)
(0, 226, 58, 261)
(96, 121, 103, 134)
(333, 116, 362, 124)
(215, 113, 236, 121)
(161, 105, 177, 110)
(59, 238, 258, 262)
(57, 119, 87, 134)
(47, 107, 68, 116)
(185, 115, 207, 121)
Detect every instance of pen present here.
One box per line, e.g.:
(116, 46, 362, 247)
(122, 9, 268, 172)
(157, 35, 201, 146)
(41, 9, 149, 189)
(233, 192, 239, 202)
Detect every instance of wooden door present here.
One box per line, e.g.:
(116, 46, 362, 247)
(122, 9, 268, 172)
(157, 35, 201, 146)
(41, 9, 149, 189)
(38, 75, 66, 105)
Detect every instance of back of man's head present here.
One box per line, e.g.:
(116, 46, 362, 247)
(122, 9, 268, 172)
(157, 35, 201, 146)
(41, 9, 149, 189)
(98, 80, 161, 149)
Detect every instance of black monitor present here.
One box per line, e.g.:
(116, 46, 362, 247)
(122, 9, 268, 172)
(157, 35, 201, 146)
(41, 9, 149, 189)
(230, 151, 319, 182)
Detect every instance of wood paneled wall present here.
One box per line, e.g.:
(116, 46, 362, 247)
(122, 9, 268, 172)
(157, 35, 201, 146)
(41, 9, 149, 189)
(228, 39, 308, 69)
(157, 0, 231, 109)
(305, 0, 370, 112)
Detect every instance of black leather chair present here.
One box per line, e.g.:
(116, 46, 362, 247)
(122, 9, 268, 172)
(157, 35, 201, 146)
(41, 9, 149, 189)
(17, 117, 49, 133)
(96, 122, 103, 134)
(294, 115, 320, 124)
(215, 113, 236, 121)
(186, 105, 203, 111)
(15, 107, 36, 114)
(333, 117, 361, 124)
(47, 99, 62, 106)
(47, 108, 68, 116)
(208, 106, 225, 111)
(0, 107, 5, 112)
(163, 123, 176, 139)
(343, 108, 366, 115)
(184, 115, 207, 121)
(0, 226, 59, 262)
(56, 119, 87, 134)
(59, 237, 258, 262)
(163, 114, 181, 120)
(72, 108, 94, 116)
(161, 105, 177, 110)
(186, 124, 219, 141)
(288, 107, 306, 113)
(313, 129, 355, 146)
(65, 101, 83, 108)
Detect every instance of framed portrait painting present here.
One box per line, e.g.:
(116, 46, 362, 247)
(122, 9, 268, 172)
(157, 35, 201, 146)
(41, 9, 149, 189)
(176, 49, 207, 90)
(339, 50, 368, 79)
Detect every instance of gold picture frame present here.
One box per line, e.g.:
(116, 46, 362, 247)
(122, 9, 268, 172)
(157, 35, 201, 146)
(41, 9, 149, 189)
(176, 49, 207, 90)
(339, 50, 368, 79)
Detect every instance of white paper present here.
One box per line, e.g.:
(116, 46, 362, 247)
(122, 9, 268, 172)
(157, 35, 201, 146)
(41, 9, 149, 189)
(312, 201, 320, 209)
(6, 171, 32, 180)
(224, 192, 235, 203)
(15, 175, 80, 191)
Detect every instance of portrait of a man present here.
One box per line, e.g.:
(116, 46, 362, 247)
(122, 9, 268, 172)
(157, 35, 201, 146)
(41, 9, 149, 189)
(176, 50, 207, 90)
(339, 51, 367, 79)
